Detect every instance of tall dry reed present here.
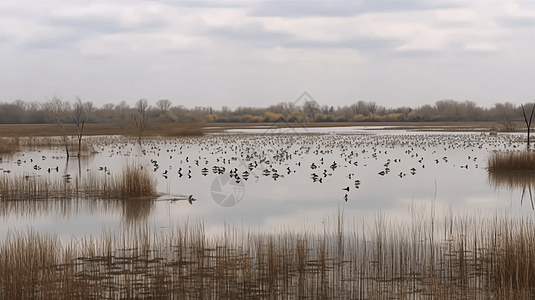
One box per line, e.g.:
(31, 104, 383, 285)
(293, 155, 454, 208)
(1, 211, 535, 299)
(0, 137, 19, 154)
(119, 162, 156, 198)
(488, 150, 535, 171)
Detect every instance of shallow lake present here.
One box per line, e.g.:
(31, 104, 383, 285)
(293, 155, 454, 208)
(0, 127, 532, 241)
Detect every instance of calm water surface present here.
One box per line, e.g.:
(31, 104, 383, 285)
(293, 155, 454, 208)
(0, 128, 532, 240)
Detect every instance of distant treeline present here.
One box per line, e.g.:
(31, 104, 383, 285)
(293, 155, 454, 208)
(0, 98, 530, 125)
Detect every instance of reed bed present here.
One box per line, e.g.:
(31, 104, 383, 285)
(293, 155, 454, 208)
(0, 137, 19, 153)
(120, 163, 156, 198)
(0, 136, 95, 156)
(0, 163, 156, 202)
(488, 150, 535, 171)
(1, 211, 535, 299)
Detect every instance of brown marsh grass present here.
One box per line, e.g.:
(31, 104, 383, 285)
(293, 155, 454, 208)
(151, 123, 204, 137)
(0, 136, 95, 157)
(488, 150, 535, 171)
(0, 123, 204, 138)
(1, 210, 535, 299)
(120, 162, 156, 198)
(0, 137, 19, 154)
(0, 163, 156, 202)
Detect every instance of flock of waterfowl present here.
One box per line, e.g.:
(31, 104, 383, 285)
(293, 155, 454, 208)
(0, 131, 525, 206)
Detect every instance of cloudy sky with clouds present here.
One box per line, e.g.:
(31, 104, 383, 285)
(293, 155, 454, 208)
(2, 0, 535, 109)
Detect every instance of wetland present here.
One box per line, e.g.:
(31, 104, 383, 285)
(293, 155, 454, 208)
(1, 124, 535, 299)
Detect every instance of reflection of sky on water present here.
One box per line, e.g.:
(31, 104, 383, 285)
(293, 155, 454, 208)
(0, 130, 532, 241)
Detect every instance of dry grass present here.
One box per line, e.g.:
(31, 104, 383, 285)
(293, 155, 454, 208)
(0, 136, 95, 157)
(0, 123, 204, 138)
(119, 162, 156, 198)
(1, 210, 535, 299)
(158, 124, 204, 137)
(0, 163, 156, 202)
(488, 150, 535, 171)
(0, 137, 19, 154)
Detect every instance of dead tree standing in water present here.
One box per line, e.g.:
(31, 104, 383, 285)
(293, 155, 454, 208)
(132, 99, 151, 144)
(72, 97, 90, 157)
(43, 95, 71, 158)
(521, 102, 535, 148)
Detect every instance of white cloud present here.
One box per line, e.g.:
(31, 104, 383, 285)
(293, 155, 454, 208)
(435, 8, 479, 23)
(256, 17, 358, 42)
(465, 41, 499, 51)
(77, 33, 208, 56)
(254, 47, 364, 63)
(1, 0, 535, 108)
(501, 1, 535, 18)
(253, 8, 504, 53)
(51, 2, 166, 27)
(201, 8, 248, 27)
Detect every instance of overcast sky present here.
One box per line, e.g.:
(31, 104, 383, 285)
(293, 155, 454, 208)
(1, 0, 535, 109)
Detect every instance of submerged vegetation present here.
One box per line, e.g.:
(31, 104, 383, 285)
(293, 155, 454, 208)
(1, 211, 535, 299)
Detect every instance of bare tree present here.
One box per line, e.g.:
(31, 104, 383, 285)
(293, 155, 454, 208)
(132, 99, 151, 143)
(357, 100, 368, 115)
(366, 101, 378, 115)
(155, 99, 172, 114)
(102, 103, 115, 122)
(521, 102, 535, 148)
(83, 101, 94, 122)
(416, 104, 438, 121)
(43, 95, 71, 158)
(28, 101, 41, 111)
(302, 100, 320, 119)
(72, 96, 89, 157)
(115, 101, 130, 128)
(281, 101, 295, 114)
(500, 117, 516, 132)
(13, 99, 27, 110)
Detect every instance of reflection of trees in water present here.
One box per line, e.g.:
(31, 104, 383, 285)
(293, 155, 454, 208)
(488, 171, 535, 208)
(0, 198, 154, 225)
